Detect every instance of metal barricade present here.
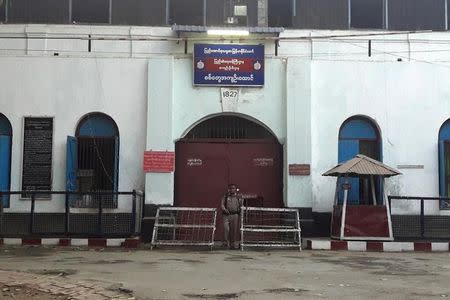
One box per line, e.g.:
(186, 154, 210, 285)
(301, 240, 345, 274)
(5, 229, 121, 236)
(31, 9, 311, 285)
(240, 207, 302, 251)
(151, 207, 217, 250)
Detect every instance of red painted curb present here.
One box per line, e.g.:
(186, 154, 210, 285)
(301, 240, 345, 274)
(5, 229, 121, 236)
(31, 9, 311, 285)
(22, 238, 42, 246)
(367, 242, 383, 252)
(122, 238, 140, 248)
(414, 242, 431, 252)
(88, 238, 107, 247)
(59, 239, 71, 246)
(331, 241, 348, 250)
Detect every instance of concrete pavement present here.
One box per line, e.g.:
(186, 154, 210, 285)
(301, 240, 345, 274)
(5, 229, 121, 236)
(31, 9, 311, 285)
(0, 246, 449, 299)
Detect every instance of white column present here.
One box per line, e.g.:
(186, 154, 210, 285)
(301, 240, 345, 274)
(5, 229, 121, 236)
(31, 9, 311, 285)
(145, 57, 175, 205)
(285, 58, 312, 208)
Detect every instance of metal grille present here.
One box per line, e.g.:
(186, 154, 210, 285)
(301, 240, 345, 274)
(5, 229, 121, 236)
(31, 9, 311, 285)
(390, 196, 450, 240)
(112, 0, 167, 26)
(185, 116, 274, 140)
(388, 0, 446, 31)
(151, 207, 217, 250)
(293, 0, 349, 29)
(77, 137, 115, 195)
(69, 193, 117, 209)
(240, 207, 301, 250)
(0, 190, 143, 238)
(7, 0, 70, 24)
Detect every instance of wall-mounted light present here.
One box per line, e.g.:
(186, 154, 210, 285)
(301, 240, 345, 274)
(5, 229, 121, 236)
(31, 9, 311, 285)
(206, 29, 250, 36)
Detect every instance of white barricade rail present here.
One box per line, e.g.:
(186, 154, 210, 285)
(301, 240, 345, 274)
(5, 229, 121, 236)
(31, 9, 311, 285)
(240, 207, 302, 251)
(151, 207, 217, 250)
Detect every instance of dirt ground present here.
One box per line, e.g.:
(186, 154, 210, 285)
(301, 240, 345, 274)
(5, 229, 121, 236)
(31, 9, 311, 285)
(0, 283, 69, 299)
(0, 246, 450, 299)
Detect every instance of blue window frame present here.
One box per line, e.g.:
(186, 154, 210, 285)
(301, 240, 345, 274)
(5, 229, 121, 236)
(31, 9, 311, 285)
(438, 120, 450, 209)
(338, 117, 381, 205)
(67, 113, 119, 201)
(0, 113, 12, 208)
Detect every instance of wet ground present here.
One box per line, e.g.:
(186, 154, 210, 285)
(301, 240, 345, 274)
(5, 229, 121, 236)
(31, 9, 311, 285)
(0, 246, 449, 299)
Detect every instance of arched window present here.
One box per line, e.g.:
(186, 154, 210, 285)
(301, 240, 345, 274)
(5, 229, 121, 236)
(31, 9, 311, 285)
(338, 117, 381, 205)
(438, 120, 450, 208)
(185, 115, 275, 140)
(0, 113, 12, 208)
(66, 113, 119, 207)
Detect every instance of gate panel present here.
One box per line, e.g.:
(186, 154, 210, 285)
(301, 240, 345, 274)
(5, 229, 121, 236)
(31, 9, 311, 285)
(228, 142, 282, 209)
(175, 140, 282, 240)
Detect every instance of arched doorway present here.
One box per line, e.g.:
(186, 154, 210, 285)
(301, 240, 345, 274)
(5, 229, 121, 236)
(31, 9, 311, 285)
(174, 115, 283, 239)
(338, 116, 382, 205)
(0, 113, 12, 208)
(66, 113, 119, 207)
(438, 119, 450, 208)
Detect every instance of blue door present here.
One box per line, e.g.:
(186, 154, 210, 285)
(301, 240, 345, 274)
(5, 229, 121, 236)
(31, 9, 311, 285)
(66, 136, 78, 205)
(338, 117, 381, 205)
(338, 139, 359, 204)
(0, 135, 11, 207)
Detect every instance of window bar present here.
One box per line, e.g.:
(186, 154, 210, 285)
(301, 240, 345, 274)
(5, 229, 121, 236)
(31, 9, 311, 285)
(5, 0, 8, 23)
(165, 0, 170, 25)
(30, 193, 36, 234)
(68, 0, 72, 24)
(445, 0, 448, 31)
(203, 0, 206, 26)
(108, 0, 112, 24)
(384, 0, 389, 30)
(292, 0, 296, 17)
(347, 0, 351, 29)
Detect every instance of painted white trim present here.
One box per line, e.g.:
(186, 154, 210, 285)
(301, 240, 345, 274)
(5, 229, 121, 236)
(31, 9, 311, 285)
(400, 242, 414, 252)
(385, 191, 394, 240)
(41, 238, 59, 245)
(432, 243, 449, 252)
(340, 176, 349, 239)
(3, 238, 22, 245)
(383, 242, 403, 252)
(106, 239, 125, 247)
(71, 239, 88, 246)
(341, 236, 392, 241)
(311, 240, 331, 250)
(347, 241, 367, 251)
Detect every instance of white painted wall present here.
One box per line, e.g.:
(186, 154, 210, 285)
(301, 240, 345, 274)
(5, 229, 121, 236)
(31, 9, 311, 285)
(1, 24, 450, 215)
(311, 61, 450, 214)
(145, 56, 290, 206)
(0, 57, 148, 212)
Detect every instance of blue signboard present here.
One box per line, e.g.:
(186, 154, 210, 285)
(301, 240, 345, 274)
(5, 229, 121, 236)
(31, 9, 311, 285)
(193, 44, 264, 86)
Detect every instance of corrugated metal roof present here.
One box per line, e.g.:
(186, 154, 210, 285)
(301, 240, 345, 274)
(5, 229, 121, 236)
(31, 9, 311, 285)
(172, 25, 284, 34)
(322, 154, 401, 177)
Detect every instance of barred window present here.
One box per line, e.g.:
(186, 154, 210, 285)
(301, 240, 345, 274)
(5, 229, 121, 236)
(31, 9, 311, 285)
(72, 0, 110, 24)
(293, 0, 349, 29)
(388, 0, 445, 31)
(7, 0, 69, 24)
(351, 0, 383, 29)
(268, 0, 292, 27)
(170, 0, 203, 25)
(112, 0, 166, 26)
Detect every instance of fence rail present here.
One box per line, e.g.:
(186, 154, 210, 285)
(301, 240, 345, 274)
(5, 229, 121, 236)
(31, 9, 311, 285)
(388, 196, 450, 240)
(0, 190, 144, 238)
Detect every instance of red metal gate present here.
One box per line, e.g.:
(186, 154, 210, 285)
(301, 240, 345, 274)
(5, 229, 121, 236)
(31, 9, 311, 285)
(174, 140, 283, 240)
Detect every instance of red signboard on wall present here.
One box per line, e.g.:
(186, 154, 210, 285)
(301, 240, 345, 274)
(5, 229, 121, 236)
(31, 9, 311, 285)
(143, 151, 175, 173)
(289, 164, 310, 176)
